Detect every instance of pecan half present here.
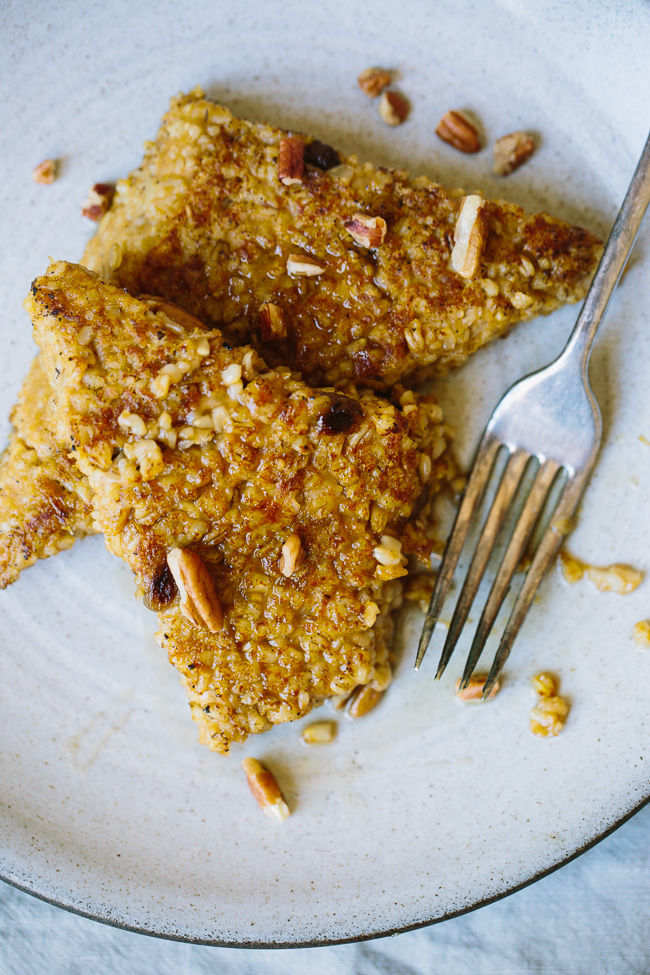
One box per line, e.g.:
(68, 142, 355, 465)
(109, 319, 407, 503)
(278, 136, 305, 185)
(345, 213, 387, 248)
(450, 194, 487, 278)
(435, 110, 481, 153)
(378, 91, 409, 126)
(358, 67, 392, 98)
(32, 158, 58, 184)
(241, 757, 291, 821)
(493, 131, 536, 176)
(166, 548, 224, 632)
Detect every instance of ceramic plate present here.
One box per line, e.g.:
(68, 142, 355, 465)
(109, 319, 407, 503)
(1, 0, 649, 947)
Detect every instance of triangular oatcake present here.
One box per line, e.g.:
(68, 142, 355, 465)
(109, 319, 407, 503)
(84, 87, 602, 388)
(28, 261, 451, 752)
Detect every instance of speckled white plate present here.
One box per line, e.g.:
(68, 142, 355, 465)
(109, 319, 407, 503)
(1, 0, 649, 948)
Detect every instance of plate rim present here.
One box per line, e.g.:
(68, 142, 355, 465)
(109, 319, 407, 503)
(3, 789, 649, 948)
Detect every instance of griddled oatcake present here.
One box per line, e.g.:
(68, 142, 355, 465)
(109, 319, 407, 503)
(28, 261, 450, 751)
(84, 87, 603, 389)
(0, 357, 94, 588)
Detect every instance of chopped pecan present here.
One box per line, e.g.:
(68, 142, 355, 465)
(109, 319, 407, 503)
(378, 91, 409, 126)
(259, 302, 287, 341)
(302, 720, 337, 744)
(450, 194, 487, 278)
(166, 547, 224, 632)
(455, 674, 500, 701)
(279, 533, 302, 577)
(345, 213, 387, 248)
(82, 182, 114, 221)
(32, 158, 58, 184)
(278, 136, 305, 185)
(493, 131, 536, 176)
(435, 110, 481, 153)
(358, 67, 392, 98)
(241, 757, 291, 821)
(286, 253, 325, 276)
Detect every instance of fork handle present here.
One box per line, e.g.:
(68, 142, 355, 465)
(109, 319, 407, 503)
(563, 130, 650, 368)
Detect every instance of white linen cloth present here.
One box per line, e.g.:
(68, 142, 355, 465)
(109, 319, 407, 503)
(1, 802, 649, 975)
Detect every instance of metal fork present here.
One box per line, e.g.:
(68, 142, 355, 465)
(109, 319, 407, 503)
(415, 131, 650, 697)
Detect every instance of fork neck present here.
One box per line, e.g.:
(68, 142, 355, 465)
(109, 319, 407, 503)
(560, 130, 650, 373)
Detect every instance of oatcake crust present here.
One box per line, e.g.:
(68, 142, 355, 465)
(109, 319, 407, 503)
(28, 261, 450, 751)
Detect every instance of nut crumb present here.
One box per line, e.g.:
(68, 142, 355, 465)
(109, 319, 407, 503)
(493, 131, 536, 176)
(166, 547, 224, 632)
(455, 674, 500, 702)
(435, 110, 481, 153)
(530, 695, 569, 737)
(82, 182, 114, 221)
(347, 685, 384, 718)
(358, 67, 392, 98)
(345, 213, 387, 248)
(32, 158, 58, 184)
(302, 720, 337, 745)
(286, 253, 325, 277)
(241, 757, 291, 821)
(633, 620, 650, 647)
(278, 136, 305, 185)
(378, 91, 409, 126)
(531, 672, 559, 698)
(560, 550, 644, 594)
(450, 194, 487, 278)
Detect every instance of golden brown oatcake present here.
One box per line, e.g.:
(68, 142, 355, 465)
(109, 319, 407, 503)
(28, 261, 451, 752)
(0, 357, 94, 588)
(84, 87, 603, 389)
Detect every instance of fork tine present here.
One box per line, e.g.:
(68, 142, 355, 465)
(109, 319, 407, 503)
(458, 458, 561, 690)
(481, 474, 588, 698)
(414, 434, 501, 670)
(435, 448, 531, 681)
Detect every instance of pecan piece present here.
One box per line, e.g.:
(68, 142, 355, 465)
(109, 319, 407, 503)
(286, 253, 325, 276)
(435, 110, 481, 153)
(455, 675, 500, 702)
(278, 136, 305, 185)
(166, 547, 224, 632)
(450, 194, 487, 278)
(32, 158, 58, 184)
(378, 90, 409, 126)
(493, 131, 536, 176)
(242, 757, 291, 821)
(345, 213, 387, 248)
(259, 302, 287, 341)
(279, 533, 302, 578)
(302, 720, 337, 745)
(82, 182, 114, 221)
(358, 67, 392, 98)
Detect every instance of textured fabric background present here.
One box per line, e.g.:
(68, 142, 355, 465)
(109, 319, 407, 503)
(1, 803, 649, 975)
